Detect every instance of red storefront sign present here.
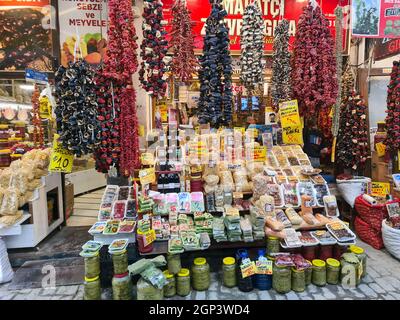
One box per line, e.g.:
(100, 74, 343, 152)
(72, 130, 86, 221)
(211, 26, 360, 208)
(0, 0, 49, 5)
(374, 38, 400, 60)
(162, 0, 350, 53)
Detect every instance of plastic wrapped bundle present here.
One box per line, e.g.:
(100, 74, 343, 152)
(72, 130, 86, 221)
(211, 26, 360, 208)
(212, 217, 227, 242)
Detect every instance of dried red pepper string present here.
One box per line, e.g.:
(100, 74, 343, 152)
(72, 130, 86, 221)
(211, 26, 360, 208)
(31, 84, 44, 148)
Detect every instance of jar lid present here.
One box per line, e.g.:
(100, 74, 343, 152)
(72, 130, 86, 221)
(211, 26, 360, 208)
(292, 267, 304, 272)
(85, 275, 99, 282)
(349, 245, 364, 255)
(223, 257, 235, 265)
(178, 268, 190, 277)
(312, 259, 326, 268)
(268, 236, 279, 240)
(194, 257, 206, 266)
(163, 270, 174, 279)
(326, 258, 341, 268)
(114, 272, 129, 278)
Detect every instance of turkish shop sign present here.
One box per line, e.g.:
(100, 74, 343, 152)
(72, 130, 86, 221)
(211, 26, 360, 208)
(374, 38, 400, 60)
(352, 0, 400, 38)
(162, 0, 350, 53)
(57, 0, 107, 67)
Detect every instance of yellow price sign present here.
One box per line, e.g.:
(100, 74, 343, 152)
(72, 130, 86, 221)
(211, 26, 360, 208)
(139, 167, 156, 186)
(279, 100, 301, 127)
(256, 260, 273, 275)
(234, 127, 245, 134)
(253, 146, 267, 162)
(376, 142, 386, 157)
(371, 182, 391, 197)
(282, 125, 303, 145)
(240, 261, 257, 278)
(143, 229, 156, 247)
(48, 135, 73, 173)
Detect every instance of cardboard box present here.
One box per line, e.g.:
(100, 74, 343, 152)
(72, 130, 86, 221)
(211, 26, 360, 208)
(64, 182, 74, 220)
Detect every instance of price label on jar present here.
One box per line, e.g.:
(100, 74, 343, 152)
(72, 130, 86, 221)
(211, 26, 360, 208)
(240, 260, 257, 278)
(143, 229, 156, 247)
(256, 260, 273, 275)
(49, 135, 74, 173)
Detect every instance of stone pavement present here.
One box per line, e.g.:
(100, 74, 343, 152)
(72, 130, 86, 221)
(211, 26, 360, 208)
(1, 240, 399, 300)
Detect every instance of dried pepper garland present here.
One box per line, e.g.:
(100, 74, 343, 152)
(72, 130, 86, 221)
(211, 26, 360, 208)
(291, 3, 338, 124)
(271, 19, 291, 111)
(332, 6, 343, 137)
(240, 2, 265, 94)
(31, 84, 44, 148)
(197, 0, 233, 127)
(54, 60, 100, 157)
(139, 0, 169, 98)
(96, 0, 140, 176)
(336, 93, 370, 171)
(384, 61, 400, 155)
(169, 0, 198, 82)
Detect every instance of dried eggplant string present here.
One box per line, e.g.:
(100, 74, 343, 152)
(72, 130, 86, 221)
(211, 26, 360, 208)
(332, 6, 343, 138)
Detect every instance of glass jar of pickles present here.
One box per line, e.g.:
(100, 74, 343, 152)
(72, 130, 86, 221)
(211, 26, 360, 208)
(191, 257, 210, 291)
(350, 245, 367, 278)
(112, 272, 132, 300)
(137, 277, 163, 300)
(312, 259, 326, 287)
(222, 257, 236, 288)
(111, 250, 128, 275)
(291, 268, 306, 292)
(163, 270, 176, 298)
(326, 258, 340, 285)
(267, 236, 280, 256)
(177, 268, 191, 297)
(167, 253, 182, 275)
(84, 276, 101, 300)
(272, 264, 291, 294)
(84, 252, 100, 279)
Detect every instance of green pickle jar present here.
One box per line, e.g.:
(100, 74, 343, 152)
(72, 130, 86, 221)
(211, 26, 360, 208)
(222, 257, 236, 288)
(163, 270, 176, 298)
(167, 253, 182, 275)
(84, 276, 101, 300)
(291, 268, 306, 292)
(305, 260, 312, 286)
(272, 263, 291, 294)
(191, 257, 210, 291)
(84, 252, 100, 279)
(267, 236, 280, 256)
(112, 272, 132, 300)
(111, 250, 128, 275)
(137, 277, 164, 300)
(312, 259, 327, 287)
(326, 258, 341, 285)
(350, 245, 367, 278)
(176, 268, 191, 297)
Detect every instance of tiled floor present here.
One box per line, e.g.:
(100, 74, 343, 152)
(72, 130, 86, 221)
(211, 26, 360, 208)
(66, 188, 104, 227)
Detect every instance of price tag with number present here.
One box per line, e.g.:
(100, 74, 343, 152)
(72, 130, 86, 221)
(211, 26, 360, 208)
(143, 229, 156, 247)
(256, 260, 273, 275)
(49, 135, 74, 173)
(240, 259, 257, 278)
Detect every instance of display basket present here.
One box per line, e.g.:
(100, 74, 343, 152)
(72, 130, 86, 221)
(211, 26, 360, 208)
(382, 220, 400, 260)
(354, 216, 384, 250)
(354, 195, 399, 231)
(336, 176, 371, 207)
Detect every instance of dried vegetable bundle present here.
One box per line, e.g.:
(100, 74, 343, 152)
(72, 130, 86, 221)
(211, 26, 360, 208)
(384, 61, 400, 154)
(197, 0, 233, 127)
(31, 85, 44, 148)
(291, 3, 338, 127)
(54, 60, 100, 157)
(96, 0, 140, 176)
(240, 2, 265, 94)
(139, 0, 169, 98)
(169, 0, 198, 82)
(332, 6, 343, 137)
(271, 19, 291, 110)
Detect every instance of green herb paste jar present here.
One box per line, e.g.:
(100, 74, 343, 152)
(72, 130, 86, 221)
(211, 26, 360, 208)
(177, 268, 191, 296)
(191, 257, 210, 291)
(84, 276, 101, 300)
(291, 268, 306, 292)
(326, 258, 340, 285)
(222, 257, 236, 288)
(84, 253, 100, 279)
(272, 264, 291, 294)
(111, 250, 128, 275)
(167, 253, 182, 275)
(112, 272, 132, 300)
(163, 270, 176, 298)
(312, 259, 326, 287)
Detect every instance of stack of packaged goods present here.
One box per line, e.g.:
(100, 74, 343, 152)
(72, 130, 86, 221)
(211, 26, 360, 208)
(194, 212, 214, 236)
(213, 217, 228, 242)
(240, 216, 254, 242)
(224, 208, 242, 242)
(249, 206, 266, 240)
(138, 196, 154, 213)
(168, 237, 184, 254)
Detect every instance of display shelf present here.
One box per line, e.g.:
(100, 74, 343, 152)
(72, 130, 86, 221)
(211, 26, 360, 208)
(0, 213, 31, 237)
(66, 168, 107, 195)
(93, 232, 136, 245)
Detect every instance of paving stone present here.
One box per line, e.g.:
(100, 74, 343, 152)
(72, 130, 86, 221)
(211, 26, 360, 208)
(362, 275, 374, 283)
(381, 294, 396, 300)
(208, 291, 217, 300)
(13, 294, 29, 300)
(357, 284, 378, 298)
(347, 289, 365, 298)
(40, 288, 57, 296)
(220, 286, 232, 294)
(365, 267, 380, 278)
(285, 291, 299, 300)
(208, 280, 218, 291)
(321, 287, 336, 300)
(247, 293, 258, 300)
(368, 283, 385, 294)
(258, 290, 271, 300)
(274, 294, 286, 300)
(0, 293, 16, 300)
(195, 291, 206, 300)
(312, 294, 325, 300)
(56, 285, 79, 296)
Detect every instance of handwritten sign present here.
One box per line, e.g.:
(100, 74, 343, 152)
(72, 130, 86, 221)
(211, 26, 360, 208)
(282, 126, 303, 145)
(279, 100, 303, 145)
(143, 229, 156, 247)
(49, 134, 74, 173)
(139, 168, 156, 186)
(253, 146, 267, 162)
(371, 182, 391, 197)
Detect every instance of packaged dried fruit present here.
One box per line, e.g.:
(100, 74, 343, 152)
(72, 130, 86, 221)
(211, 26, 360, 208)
(314, 184, 330, 207)
(118, 186, 130, 200)
(275, 209, 292, 228)
(326, 221, 356, 242)
(298, 231, 319, 246)
(125, 200, 137, 218)
(113, 201, 127, 219)
(266, 184, 284, 207)
(103, 220, 120, 235)
(323, 195, 339, 218)
(118, 219, 136, 233)
(282, 183, 300, 207)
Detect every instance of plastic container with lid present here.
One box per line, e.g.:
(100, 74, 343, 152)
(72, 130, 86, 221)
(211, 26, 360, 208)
(191, 257, 210, 291)
(167, 253, 182, 275)
(254, 249, 272, 291)
(84, 252, 100, 279)
(84, 276, 101, 300)
(111, 250, 128, 275)
(112, 272, 132, 300)
(312, 259, 326, 287)
(163, 270, 176, 298)
(177, 268, 191, 296)
(326, 258, 341, 285)
(272, 263, 291, 294)
(236, 249, 254, 292)
(137, 229, 154, 254)
(267, 236, 280, 256)
(304, 260, 312, 286)
(137, 277, 164, 300)
(349, 245, 367, 278)
(291, 268, 306, 292)
(222, 257, 237, 288)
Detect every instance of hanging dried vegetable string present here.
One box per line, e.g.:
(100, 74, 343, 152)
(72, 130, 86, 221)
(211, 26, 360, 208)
(383, 61, 400, 155)
(31, 84, 44, 148)
(291, 2, 338, 129)
(240, 2, 265, 101)
(197, 0, 233, 127)
(332, 6, 343, 137)
(169, 0, 198, 82)
(139, 0, 169, 99)
(271, 19, 292, 111)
